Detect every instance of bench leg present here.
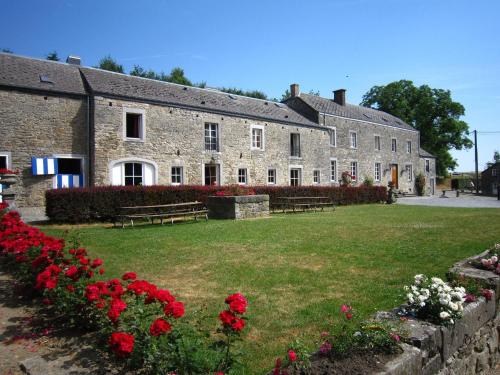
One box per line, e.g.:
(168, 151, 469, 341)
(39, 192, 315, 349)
(205, 213, 208, 221)
(160, 218, 163, 225)
(122, 217, 125, 229)
(130, 219, 134, 227)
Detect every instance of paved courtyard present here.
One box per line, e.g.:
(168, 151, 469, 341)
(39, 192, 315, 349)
(397, 193, 500, 208)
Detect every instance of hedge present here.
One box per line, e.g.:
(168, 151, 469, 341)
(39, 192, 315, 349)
(45, 185, 387, 223)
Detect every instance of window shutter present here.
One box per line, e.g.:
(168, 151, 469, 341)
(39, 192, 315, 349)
(144, 163, 154, 186)
(111, 164, 123, 185)
(31, 157, 57, 175)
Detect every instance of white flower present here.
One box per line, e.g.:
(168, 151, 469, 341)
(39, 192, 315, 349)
(419, 302, 426, 307)
(449, 302, 458, 311)
(439, 311, 450, 319)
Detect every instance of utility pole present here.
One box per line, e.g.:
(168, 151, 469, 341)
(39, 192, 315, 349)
(474, 130, 479, 194)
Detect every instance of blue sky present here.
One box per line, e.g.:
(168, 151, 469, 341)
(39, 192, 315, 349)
(1, 0, 499, 172)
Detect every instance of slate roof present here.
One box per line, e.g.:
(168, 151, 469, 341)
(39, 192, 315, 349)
(419, 148, 436, 158)
(79, 67, 317, 126)
(295, 93, 417, 131)
(0, 53, 86, 95)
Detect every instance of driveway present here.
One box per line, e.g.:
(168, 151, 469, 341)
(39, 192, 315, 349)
(396, 193, 500, 208)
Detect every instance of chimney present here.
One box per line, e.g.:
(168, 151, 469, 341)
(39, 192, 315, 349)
(66, 55, 81, 66)
(333, 89, 346, 106)
(290, 83, 300, 97)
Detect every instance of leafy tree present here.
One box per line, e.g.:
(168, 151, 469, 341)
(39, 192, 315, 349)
(494, 151, 500, 163)
(168, 67, 193, 86)
(96, 55, 124, 73)
(361, 80, 472, 175)
(1, 48, 13, 53)
(46, 51, 60, 61)
(219, 87, 267, 100)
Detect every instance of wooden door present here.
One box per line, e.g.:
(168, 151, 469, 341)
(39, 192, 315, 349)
(391, 164, 399, 189)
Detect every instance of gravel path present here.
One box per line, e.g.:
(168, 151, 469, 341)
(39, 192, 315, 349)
(397, 193, 500, 208)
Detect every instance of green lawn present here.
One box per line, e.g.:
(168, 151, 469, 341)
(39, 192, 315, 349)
(41, 204, 500, 374)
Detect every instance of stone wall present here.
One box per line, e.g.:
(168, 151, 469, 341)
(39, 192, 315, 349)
(207, 195, 269, 220)
(0, 89, 87, 207)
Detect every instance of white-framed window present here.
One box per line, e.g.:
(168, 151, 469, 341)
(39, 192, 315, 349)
(110, 158, 156, 186)
(250, 125, 264, 150)
(290, 133, 301, 157)
(406, 165, 413, 181)
(374, 135, 381, 151)
(425, 159, 430, 173)
(407, 141, 412, 154)
(0, 152, 10, 170)
(171, 166, 183, 185)
(313, 169, 320, 184)
(290, 168, 302, 186)
(123, 107, 145, 141)
(267, 168, 276, 185)
(205, 123, 219, 152)
(350, 161, 358, 181)
(350, 131, 357, 149)
(391, 138, 397, 152)
(330, 159, 337, 183)
(492, 168, 497, 177)
(374, 162, 381, 182)
(204, 163, 220, 186)
(329, 128, 337, 147)
(238, 168, 247, 185)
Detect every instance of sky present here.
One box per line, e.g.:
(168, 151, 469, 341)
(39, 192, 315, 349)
(1, 0, 499, 172)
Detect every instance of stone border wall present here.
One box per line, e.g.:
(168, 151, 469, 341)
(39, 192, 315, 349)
(376, 252, 500, 375)
(207, 195, 269, 220)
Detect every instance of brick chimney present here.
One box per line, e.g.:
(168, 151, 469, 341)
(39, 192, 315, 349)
(66, 55, 81, 65)
(290, 83, 300, 97)
(333, 89, 346, 106)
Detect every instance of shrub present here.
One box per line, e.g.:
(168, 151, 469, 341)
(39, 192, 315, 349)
(362, 176, 374, 186)
(46, 185, 387, 223)
(415, 173, 426, 196)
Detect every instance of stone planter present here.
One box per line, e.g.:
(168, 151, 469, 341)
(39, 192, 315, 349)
(0, 173, 18, 207)
(207, 194, 269, 220)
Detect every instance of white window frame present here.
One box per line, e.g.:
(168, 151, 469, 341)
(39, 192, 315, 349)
(406, 164, 413, 182)
(313, 169, 321, 184)
(290, 133, 301, 158)
(250, 125, 265, 151)
(289, 166, 302, 186)
(171, 166, 184, 185)
(204, 122, 220, 152)
(52, 153, 86, 188)
(109, 157, 158, 186)
(350, 161, 358, 181)
(0, 152, 11, 170)
(406, 140, 412, 154)
(122, 107, 146, 142)
(374, 162, 381, 182)
(330, 158, 338, 183)
(202, 163, 221, 186)
(238, 168, 248, 185)
(267, 168, 276, 185)
(391, 138, 397, 152)
(329, 127, 337, 147)
(374, 135, 381, 151)
(350, 131, 357, 149)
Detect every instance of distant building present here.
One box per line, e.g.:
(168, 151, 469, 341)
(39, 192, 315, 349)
(481, 162, 500, 195)
(0, 53, 437, 208)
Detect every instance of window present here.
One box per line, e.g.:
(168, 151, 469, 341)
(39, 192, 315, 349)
(171, 166, 183, 185)
(57, 158, 81, 174)
(329, 128, 336, 147)
(407, 141, 412, 154)
(313, 170, 320, 184)
(391, 138, 397, 152)
(374, 135, 381, 151)
(204, 164, 219, 186)
(290, 133, 301, 157)
(350, 132, 357, 149)
(205, 123, 219, 151)
(425, 159, 430, 173)
(123, 108, 145, 140)
(0, 155, 7, 170)
(406, 165, 413, 181)
(350, 162, 357, 181)
(492, 169, 497, 177)
(374, 163, 381, 182)
(290, 168, 301, 186)
(330, 160, 337, 182)
(238, 168, 247, 185)
(268, 169, 276, 185)
(124, 163, 143, 186)
(251, 126, 264, 150)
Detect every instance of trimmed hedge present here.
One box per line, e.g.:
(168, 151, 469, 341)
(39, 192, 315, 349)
(45, 185, 387, 223)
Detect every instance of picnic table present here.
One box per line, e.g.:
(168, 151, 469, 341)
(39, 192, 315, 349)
(271, 196, 335, 213)
(115, 201, 208, 228)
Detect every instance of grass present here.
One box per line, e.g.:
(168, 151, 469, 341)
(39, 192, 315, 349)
(41, 204, 500, 374)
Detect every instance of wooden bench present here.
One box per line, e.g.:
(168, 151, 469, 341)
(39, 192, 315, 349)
(115, 202, 208, 228)
(271, 196, 335, 213)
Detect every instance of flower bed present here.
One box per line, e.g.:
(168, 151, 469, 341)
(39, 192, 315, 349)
(0, 202, 249, 374)
(45, 185, 387, 223)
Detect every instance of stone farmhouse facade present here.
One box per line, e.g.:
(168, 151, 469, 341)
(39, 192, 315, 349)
(481, 162, 499, 195)
(0, 53, 436, 208)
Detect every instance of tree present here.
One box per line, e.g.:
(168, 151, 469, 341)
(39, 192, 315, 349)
(1, 48, 13, 53)
(96, 55, 124, 73)
(361, 80, 472, 175)
(494, 151, 500, 163)
(46, 51, 60, 61)
(219, 87, 267, 100)
(168, 67, 192, 86)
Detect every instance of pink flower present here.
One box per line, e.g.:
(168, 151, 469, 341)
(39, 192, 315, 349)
(481, 289, 493, 301)
(340, 304, 351, 313)
(319, 340, 332, 353)
(464, 294, 477, 303)
(288, 349, 297, 362)
(390, 333, 400, 342)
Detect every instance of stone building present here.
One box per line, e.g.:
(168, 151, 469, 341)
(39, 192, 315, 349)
(481, 162, 500, 195)
(0, 53, 436, 208)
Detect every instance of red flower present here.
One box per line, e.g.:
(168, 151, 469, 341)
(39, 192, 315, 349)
(122, 272, 137, 281)
(225, 293, 247, 314)
(149, 318, 172, 336)
(219, 310, 236, 325)
(66, 284, 75, 293)
(481, 289, 493, 301)
(108, 332, 134, 357)
(345, 313, 353, 320)
(91, 258, 103, 268)
(288, 349, 297, 362)
(464, 294, 477, 303)
(96, 299, 107, 309)
(231, 317, 245, 332)
(164, 301, 185, 318)
(42, 298, 53, 305)
(155, 289, 175, 304)
(273, 358, 282, 375)
(107, 298, 127, 323)
(85, 285, 101, 301)
(99, 268, 105, 275)
(64, 265, 79, 280)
